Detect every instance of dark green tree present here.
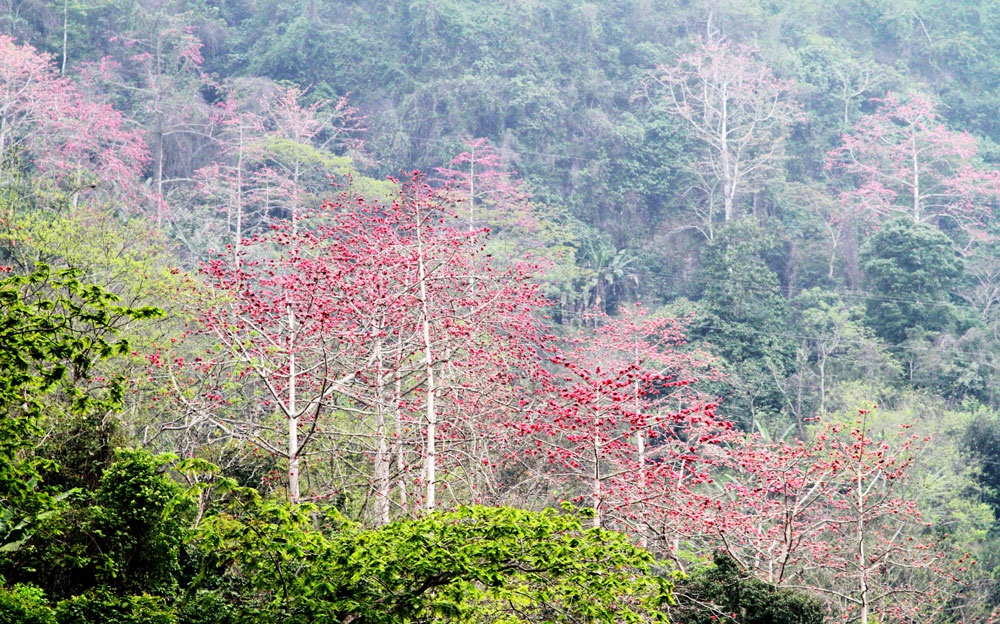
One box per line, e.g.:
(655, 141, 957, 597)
(965, 414, 1000, 523)
(695, 219, 794, 423)
(860, 218, 963, 344)
(0, 263, 163, 600)
(3, 449, 184, 600)
(670, 553, 824, 624)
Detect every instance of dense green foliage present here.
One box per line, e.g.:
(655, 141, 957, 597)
(671, 553, 825, 624)
(0, 265, 160, 548)
(2, 449, 184, 600)
(54, 592, 176, 624)
(194, 503, 670, 623)
(692, 219, 794, 423)
(0, 583, 56, 624)
(860, 219, 964, 344)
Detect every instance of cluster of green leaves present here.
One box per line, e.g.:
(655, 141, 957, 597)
(2, 451, 683, 623)
(670, 553, 824, 624)
(0, 583, 180, 624)
(684, 219, 794, 424)
(860, 219, 965, 345)
(0, 582, 56, 624)
(194, 502, 671, 623)
(0, 265, 161, 544)
(0, 446, 186, 624)
(1, 449, 184, 600)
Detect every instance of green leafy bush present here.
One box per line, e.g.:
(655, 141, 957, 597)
(54, 592, 175, 624)
(0, 583, 56, 624)
(195, 502, 671, 623)
(4, 450, 184, 600)
(670, 553, 824, 624)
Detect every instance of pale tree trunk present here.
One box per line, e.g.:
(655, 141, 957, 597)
(233, 125, 245, 266)
(286, 304, 300, 504)
(468, 143, 475, 232)
(70, 170, 81, 212)
(292, 160, 301, 223)
(843, 82, 851, 126)
(155, 135, 164, 228)
(672, 468, 685, 567)
(61, 0, 69, 76)
(636, 429, 647, 547)
(825, 221, 841, 281)
(634, 367, 647, 548)
(395, 365, 408, 512)
(415, 211, 438, 513)
(852, 420, 872, 624)
(592, 434, 602, 529)
(858, 466, 869, 624)
(152, 33, 165, 228)
(911, 136, 921, 221)
(373, 408, 391, 523)
(779, 508, 793, 584)
(719, 87, 736, 222)
(818, 351, 828, 414)
(0, 119, 7, 179)
(373, 337, 391, 526)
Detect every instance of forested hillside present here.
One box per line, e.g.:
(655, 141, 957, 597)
(2, 0, 1000, 622)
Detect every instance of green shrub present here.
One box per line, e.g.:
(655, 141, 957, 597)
(0, 583, 56, 624)
(55, 591, 175, 624)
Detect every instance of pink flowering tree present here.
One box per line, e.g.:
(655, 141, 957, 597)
(434, 137, 597, 318)
(651, 36, 799, 237)
(827, 91, 1000, 236)
(182, 84, 365, 258)
(0, 35, 148, 207)
(82, 7, 211, 225)
(248, 86, 364, 223)
(435, 137, 536, 235)
(521, 308, 728, 561)
(715, 411, 957, 624)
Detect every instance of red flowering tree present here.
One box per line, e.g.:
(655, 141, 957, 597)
(522, 309, 727, 557)
(715, 411, 956, 624)
(183, 174, 548, 516)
